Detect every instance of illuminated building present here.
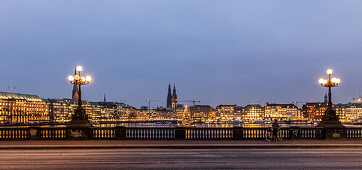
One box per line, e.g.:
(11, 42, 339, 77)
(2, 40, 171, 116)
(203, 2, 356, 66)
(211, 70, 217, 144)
(43, 98, 73, 123)
(175, 104, 185, 120)
(335, 103, 362, 122)
(43, 98, 135, 123)
(298, 102, 361, 123)
(243, 104, 265, 122)
(216, 105, 236, 121)
(131, 109, 149, 121)
(301, 95, 329, 122)
(0, 92, 49, 124)
(265, 103, 299, 121)
(234, 106, 243, 121)
(149, 107, 175, 120)
(190, 105, 215, 123)
(133, 107, 175, 121)
(302, 103, 328, 122)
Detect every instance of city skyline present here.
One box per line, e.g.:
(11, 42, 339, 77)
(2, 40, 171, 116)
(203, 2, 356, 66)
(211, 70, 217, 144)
(1, 1, 362, 107)
(1, 1, 361, 169)
(0, 81, 354, 109)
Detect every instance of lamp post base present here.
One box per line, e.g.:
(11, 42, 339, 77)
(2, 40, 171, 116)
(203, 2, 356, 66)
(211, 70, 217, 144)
(317, 109, 345, 139)
(67, 106, 93, 139)
(67, 106, 93, 127)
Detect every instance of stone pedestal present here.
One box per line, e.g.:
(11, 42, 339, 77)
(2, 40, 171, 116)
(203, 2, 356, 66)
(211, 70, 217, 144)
(66, 107, 93, 139)
(66, 127, 92, 139)
(29, 127, 41, 140)
(115, 126, 126, 140)
(233, 127, 243, 140)
(317, 109, 346, 139)
(175, 127, 186, 140)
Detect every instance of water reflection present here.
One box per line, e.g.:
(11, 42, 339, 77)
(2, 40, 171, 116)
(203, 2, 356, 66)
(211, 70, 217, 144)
(95, 123, 361, 128)
(0, 123, 361, 128)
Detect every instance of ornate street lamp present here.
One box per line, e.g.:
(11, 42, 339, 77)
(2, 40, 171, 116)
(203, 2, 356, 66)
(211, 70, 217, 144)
(317, 69, 344, 130)
(318, 69, 340, 110)
(67, 65, 93, 127)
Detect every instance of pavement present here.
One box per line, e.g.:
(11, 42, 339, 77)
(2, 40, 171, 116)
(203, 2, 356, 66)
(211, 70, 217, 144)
(0, 148, 361, 169)
(0, 140, 361, 149)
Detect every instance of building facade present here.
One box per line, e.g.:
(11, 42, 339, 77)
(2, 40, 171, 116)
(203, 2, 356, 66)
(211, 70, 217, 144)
(265, 103, 299, 121)
(302, 102, 328, 122)
(216, 105, 236, 121)
(190, 105, 216, 123)
(243, 104, 265, 122)
(0, 92, 49, 124)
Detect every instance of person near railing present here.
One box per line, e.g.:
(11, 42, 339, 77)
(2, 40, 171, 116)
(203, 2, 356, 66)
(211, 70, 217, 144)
(272, 119, 279, 140)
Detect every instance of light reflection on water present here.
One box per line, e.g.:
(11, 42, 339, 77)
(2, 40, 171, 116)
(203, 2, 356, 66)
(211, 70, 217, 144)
(0, 123, 361, 128)
(95, 123, 362, 128)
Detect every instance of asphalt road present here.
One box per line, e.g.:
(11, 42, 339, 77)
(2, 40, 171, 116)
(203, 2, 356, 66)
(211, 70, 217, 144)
(0, 148, 361, 169)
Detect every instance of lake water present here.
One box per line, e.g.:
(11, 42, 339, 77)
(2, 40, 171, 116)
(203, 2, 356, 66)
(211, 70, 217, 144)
(0, 122, 361, 128)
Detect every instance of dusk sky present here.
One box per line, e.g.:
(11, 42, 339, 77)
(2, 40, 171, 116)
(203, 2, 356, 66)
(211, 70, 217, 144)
(1, 0, 362, 108)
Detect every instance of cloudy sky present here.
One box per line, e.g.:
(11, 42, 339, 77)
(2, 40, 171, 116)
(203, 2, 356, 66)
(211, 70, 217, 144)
(1, 0, 362, 108)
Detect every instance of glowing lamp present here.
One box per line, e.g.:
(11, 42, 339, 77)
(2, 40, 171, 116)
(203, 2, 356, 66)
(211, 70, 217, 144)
(319, 79, 325, 84)
(68, 76, 74, 82)
(76, 65, 83, 72)
(327, 69, 333, 75)
(85, 76, 92, 82)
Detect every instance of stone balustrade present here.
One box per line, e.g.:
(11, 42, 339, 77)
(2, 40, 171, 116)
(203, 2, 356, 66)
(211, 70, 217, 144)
(0, 126, 360, 140)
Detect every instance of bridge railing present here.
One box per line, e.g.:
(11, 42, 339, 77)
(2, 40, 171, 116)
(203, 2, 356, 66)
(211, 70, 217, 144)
(185, 128, 233, 140)
(345, 127, 362, 138)
(0, 127, 29, 140)
(39, 127, 67, 139)
(92, 128, 116, 139)
(0, 126, 360, 140)
(126, 127, 175, 139)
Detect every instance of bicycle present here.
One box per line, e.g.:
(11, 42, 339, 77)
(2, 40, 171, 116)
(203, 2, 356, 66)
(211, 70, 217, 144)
(265, 127, 283, 142)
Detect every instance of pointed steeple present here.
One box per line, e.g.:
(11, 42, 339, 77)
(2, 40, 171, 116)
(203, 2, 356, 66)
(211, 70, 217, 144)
(167, 84, 172, 108)
(104, 94, 107, 103)
(172, 83, 177, 98)
(171, 83, 178, 112)
(324, 93, 328, 104)
(72, 67, 79, 101)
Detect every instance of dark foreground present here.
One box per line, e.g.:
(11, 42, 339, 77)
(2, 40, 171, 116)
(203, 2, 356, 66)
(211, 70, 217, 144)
(0, 148, 361, 169)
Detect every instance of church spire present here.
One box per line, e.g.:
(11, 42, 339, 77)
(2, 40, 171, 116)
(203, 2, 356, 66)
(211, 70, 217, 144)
(171, 83, 178, 111)
(324, 93, 328, 104)
(104, 93, 107, 103)
(167, 84, 172, 108)
(172, 83, 177, 98)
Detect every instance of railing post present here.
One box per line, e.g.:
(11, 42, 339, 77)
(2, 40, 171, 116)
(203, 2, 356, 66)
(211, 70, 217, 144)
(289, 126, 300, 140)
(115, 126, 126, 140)
(29, 127, 41, 140)
(175, 127, 185, 140)
(233, 127, 243, 140)
(323, 127, 346, 139)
